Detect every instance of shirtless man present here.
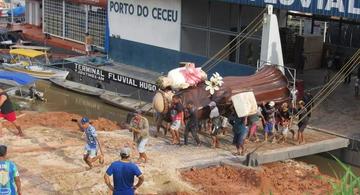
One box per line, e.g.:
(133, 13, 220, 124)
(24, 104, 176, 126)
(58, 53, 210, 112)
(0, 89, 22, 136)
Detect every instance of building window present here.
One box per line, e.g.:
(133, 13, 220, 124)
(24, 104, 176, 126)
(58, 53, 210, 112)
(182, 0, 208, 27)
(181, 0, 262, 66)
(65, 2, 86, 42)
(44, 0, 63, 37)
(181, 27, 207, 56)
(43, 0, 106, 48)
(88, 6, 106, 47)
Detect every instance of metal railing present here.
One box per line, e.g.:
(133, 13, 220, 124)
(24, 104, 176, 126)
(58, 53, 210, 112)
(0, 16, 25, 24)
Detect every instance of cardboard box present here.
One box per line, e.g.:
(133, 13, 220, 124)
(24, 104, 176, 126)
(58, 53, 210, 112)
(302, 35, 324, 53)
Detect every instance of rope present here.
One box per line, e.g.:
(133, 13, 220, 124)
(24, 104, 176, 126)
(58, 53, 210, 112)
(298, 54, 360, 122)
(295, 48, 360, 117)
(201, 7, 267, 70)
(296, 48, 360, 122)
(203, 20, 264, 73)
(297, 48, 360, 115)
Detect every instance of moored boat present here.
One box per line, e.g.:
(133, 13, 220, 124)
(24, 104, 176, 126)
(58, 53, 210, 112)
(100, 91, 153, 114)
(0, 70, 45, 102)
(2, 48, 69, 79)
(49, 78, 105, 96)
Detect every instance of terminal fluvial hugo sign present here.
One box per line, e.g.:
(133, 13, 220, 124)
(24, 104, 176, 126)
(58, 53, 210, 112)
(73, 63, 157, 92)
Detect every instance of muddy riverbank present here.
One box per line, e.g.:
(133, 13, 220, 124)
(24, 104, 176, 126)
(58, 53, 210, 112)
(1, 111, 341, 194)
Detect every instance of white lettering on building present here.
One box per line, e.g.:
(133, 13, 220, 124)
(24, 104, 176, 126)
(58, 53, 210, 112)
(325, 0, 345, 12)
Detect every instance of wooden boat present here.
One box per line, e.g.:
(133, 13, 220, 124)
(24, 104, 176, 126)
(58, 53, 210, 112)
(2, 48, 69, 79)
(50, 78, 105, 96)
(0, 70, 44, 102)
(100, 91, 153, 114)
(5, 87, 45, 102)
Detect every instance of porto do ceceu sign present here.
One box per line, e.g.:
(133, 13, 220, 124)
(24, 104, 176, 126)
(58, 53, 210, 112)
(108, 0, 181, 51)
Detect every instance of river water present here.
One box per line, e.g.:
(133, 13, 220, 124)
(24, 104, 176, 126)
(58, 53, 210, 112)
(23, 80, 360, 178)
(28, 80, 130, 124)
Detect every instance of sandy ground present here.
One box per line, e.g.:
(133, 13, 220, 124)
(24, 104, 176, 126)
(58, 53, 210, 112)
(0, 112, 195, 194)
(0, 111, 336, 194)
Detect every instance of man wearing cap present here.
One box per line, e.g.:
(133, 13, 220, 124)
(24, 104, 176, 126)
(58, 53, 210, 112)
(78, 117, 104, 169)
(0, 88, 22, 136)
(104, 147, 144, 195)
(0, 145, 22, 195)
(262, 101, 276, 142)
(128, 110, 149, 163)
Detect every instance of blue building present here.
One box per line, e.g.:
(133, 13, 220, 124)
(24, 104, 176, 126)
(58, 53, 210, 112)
(106, 0, 360, 76)
(30, 0, 360, 76)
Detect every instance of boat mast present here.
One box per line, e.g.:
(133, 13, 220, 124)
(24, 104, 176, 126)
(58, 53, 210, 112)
(260, 5, 285, 74)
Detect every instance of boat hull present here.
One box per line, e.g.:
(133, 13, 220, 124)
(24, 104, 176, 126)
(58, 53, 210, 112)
(100, 92, 153, 114)
(49, 78, 105, 96)
(3, 64, 69, 80)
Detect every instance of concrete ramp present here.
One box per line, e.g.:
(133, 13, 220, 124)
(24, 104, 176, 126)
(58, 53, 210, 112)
(248, 137, 349, 166)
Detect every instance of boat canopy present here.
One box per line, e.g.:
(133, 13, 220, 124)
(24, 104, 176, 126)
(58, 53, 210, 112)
(10, 49, 45, 58)
(0, 71, 37, 85)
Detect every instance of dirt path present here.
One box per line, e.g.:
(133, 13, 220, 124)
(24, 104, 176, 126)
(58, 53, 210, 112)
(1, 112, 195, 194)
(0, 111, 336, 194)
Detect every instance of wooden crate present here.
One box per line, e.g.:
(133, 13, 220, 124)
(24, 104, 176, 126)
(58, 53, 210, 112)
(302, 35, 324, 53)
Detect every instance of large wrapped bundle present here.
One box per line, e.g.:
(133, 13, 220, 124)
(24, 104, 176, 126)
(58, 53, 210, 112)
(166, 63, 207, 89)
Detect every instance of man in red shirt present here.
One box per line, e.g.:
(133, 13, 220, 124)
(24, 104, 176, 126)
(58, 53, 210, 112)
(0, 89, 22, 136)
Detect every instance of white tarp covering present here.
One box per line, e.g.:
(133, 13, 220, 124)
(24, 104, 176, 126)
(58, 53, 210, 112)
(231, 91, 257, 117)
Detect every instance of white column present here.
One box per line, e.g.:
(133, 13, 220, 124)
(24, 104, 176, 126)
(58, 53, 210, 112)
(34, 1, 40, 26)
(11, 0, 14, 24)
(42, 0, 44, 32)
(260, 5, 285, 73)
(62, 0, 65, 38)
(85, 5, 89, 33)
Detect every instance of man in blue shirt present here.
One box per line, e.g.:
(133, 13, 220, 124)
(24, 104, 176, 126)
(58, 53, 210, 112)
(104, 147, 144, 195)
(0, 145, 21, 195)
(78, 117, 104, 169)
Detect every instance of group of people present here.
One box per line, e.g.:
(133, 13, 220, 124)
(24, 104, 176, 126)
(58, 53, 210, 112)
(155, 91, 314, 155)
(1, 116, 145, 195)
(0, 87, 146, 195)
(0, 86, 314, 195)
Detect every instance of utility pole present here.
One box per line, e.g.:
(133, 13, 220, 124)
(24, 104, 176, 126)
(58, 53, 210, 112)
(10, 0, 14, 24)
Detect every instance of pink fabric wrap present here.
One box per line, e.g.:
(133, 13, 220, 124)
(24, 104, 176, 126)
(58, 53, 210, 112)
(179, 63, 204, 86)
